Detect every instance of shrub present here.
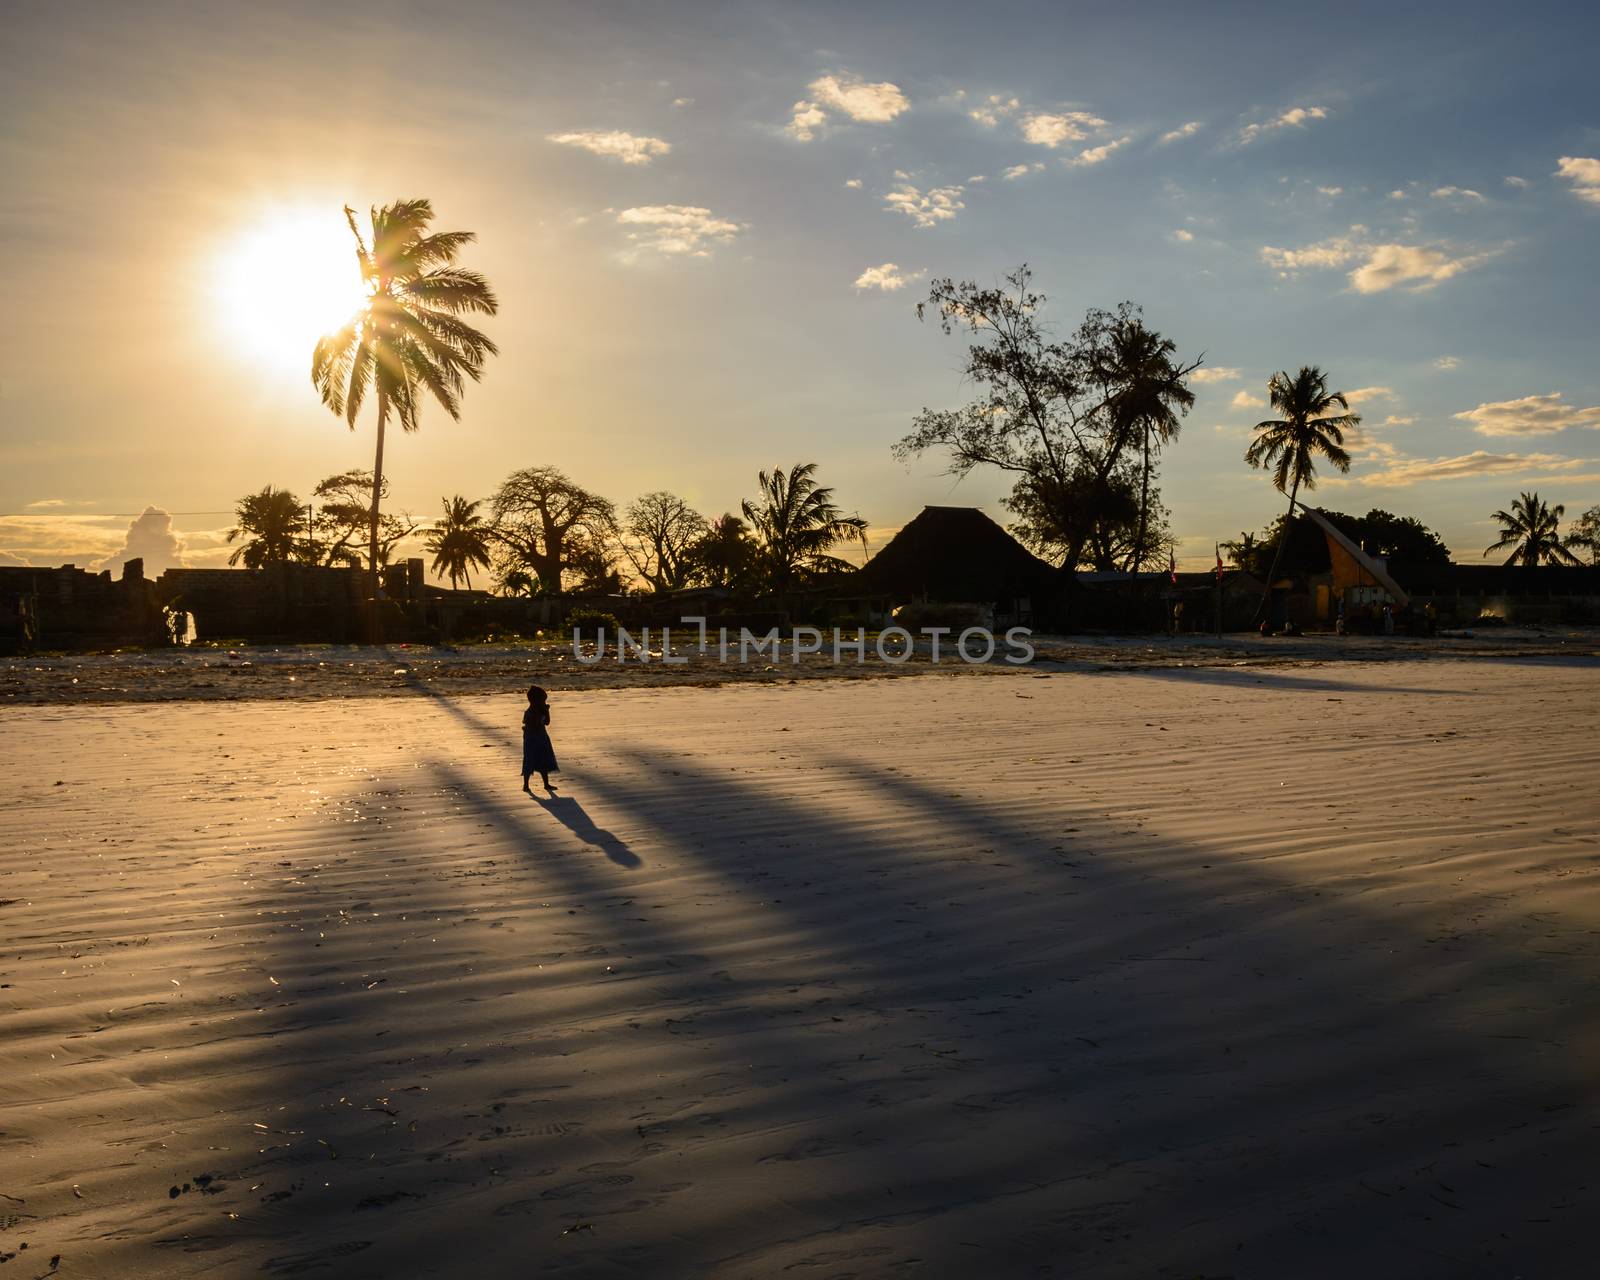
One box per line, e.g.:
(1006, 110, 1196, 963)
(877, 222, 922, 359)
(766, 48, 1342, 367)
(566, 607, 622, 639)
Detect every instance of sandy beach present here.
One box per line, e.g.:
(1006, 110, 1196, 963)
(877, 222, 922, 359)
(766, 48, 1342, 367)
(3, 659, 1598, 1277)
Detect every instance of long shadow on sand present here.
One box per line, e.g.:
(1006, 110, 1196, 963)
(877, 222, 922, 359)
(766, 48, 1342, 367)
(529, 791, 642, 868)
(237, 687, 1597, 1278)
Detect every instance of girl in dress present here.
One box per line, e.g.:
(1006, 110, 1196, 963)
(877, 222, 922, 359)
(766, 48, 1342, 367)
(521, 685, 559, 792)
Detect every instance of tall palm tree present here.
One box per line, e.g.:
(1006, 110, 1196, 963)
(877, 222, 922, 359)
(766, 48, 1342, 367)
(426, 495, 493, 590)
(741, 464, 868, 606)
(1485, 492, 1581, 568)
(1244, 366, 1359, 603)
(227, 486, 304, 567)
(312, 199, 498, 607)
(1098, 317, 1196, 573)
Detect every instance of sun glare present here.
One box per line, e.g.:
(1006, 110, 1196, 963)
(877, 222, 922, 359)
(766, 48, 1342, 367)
(213, 211, 369, 373)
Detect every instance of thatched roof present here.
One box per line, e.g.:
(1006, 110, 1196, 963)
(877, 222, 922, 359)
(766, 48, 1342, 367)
(848, 506, 1064, 601)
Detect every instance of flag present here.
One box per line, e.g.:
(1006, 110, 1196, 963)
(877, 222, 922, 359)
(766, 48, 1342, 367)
(1169, 551, 1178, 586)
(1214, 545, 1224, 581)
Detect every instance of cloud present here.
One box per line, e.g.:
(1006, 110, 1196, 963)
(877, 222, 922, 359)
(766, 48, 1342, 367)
(1172, 228, 1194, 242)
(785, 100, 829, 141)
(969, 95, 1020, 127)
(0, 546, 29, 566)
(547, 130, 671, 165)
(1434, 355, 1461, 370)
(615, 205, 743, 258)
(25, 498, 70, 509)
(1239, 105, 1327, 144)
(883, 183, 965, 228)
(1382, 415, 1416, 426)
(788, 72, 909, 140)
(1232, 390, 1265, 409)
(1068, 136, 1130, 167)
(1430, 185, 1485, 202)
(1002, 163, 1044, 180)
(1388, 189, 1408, 200)
(672, 97, 693, 108)
(1504, 175, 1528, 189)
(854, 263, 919, 291)
(1556, 156, 1600, 205)
(1260, 229, 1497, 292)
(810, 73, 909, 123)
(1021, 111, 1107, 148)
(1352, 450, 1590, 487)
(1453, 392, 1600, 437)
(1190, 367, 1240, 384)
(1160, 121, 1203, 144)
(1342, 386, 1394, 404)
(1317, 185, 1344, 197)
(843, 178, 863, 189)
(92, 506, 188, 575)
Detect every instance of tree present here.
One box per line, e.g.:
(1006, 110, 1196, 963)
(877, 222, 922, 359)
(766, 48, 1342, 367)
(489, 467, 617, 593)
(228, 486, 305, 567)
(741, 463, 867, 602)
(687, 513, 758, 589)
(311, 199, 498, 606)
(620, 492, 708, 592)
(1564, 504, 1600, 565)
(426, 495, 493, 590)
(1244, 366, 1359, 594)
(895, 268, 1195, 571)
(1007, 459, 1172, 572)
(1485, 492, 1582, 568)
(310, 470, 418, 568)
(1093, 311, 1197, 572)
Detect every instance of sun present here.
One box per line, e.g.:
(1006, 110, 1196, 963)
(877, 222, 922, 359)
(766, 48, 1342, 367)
(212, 209, 370, 373)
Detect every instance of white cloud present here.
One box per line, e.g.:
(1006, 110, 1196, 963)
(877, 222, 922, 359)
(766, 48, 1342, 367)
(1160, 121, 1203, 144)
(0, 546, 29, 566)
(970, 95, 1020, 127)
(1388, 189, 1408, 200)
(1068, 136, 1130, 167)
(1190, 367, 1240, 384)
(1434, 355, 1461, 370)
(1173, 228, 1194, 242)
(1260, 229, 1497, 293)
(1431, 185, 1485, 202)
(1317, 185, 1344, 196)
(785, 100, 828, 141)
(1556, 156, 1600, 205)
(615, 205, 743, 258)
(844, 178, 863, 189)
(1504, 175, 1528, 189)
(1021, 111, 1107, 148)
(25, 497, 70, 509)
(93, 507, 188, 575)
(1382, 415, 1416, 426)
(1353, 450, 1589, 487)
(1453, 393, 1600, 437)
(1239, 105, 1328, 144)
(1002, 163, 1044, 180)
(854, 263, 919, 291)
(1232, 390, 1265, 409)
(547, 130, 671, 165)
(1343, 386, 1394, 404)
(883, 183, 965, 228)
(786, 73, 909, 140)
(672, 97, 693, 108)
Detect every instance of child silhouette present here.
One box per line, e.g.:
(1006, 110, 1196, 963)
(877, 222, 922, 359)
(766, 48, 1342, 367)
(521, 685, 559, 793)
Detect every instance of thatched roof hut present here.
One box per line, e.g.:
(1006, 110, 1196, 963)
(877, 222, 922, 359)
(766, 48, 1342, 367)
(849, 505, 1066, 606)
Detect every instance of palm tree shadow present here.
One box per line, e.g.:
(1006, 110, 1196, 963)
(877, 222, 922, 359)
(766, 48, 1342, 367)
(531, 791, 642, 868)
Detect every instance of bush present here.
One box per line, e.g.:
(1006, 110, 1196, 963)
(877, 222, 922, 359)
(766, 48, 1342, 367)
(566, 607, 622, 639)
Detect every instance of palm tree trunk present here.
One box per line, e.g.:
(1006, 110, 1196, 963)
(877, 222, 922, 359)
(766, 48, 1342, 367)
(1130, 428, 1151, 575)
(369, 390, 387, 604)
(1256, 477, 1300, 622)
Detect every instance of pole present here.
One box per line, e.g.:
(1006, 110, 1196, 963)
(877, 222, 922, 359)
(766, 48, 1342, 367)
(1214, 543, 1223, 637)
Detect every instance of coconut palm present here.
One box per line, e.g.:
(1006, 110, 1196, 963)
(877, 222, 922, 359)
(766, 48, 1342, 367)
(1485, 492, 1581, 568)
(1244, 367, 1360, 601)
(1097, 315, 1196, 573)
(741, 464, 868, 605)
(311, 199, 498, 607)
(426, 495, 494, 590)
(227, 486, 305, 567)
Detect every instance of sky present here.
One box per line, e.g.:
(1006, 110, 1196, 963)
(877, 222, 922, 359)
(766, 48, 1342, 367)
(2, 0, 1597, 579)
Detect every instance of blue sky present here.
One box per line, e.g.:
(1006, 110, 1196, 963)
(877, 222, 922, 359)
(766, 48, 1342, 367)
(2, 0, 1596, 574)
